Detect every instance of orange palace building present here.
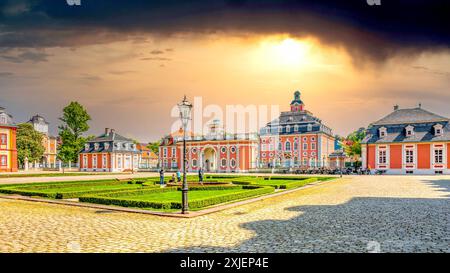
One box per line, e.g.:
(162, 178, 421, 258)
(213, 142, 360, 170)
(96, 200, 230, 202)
(159, 91, 336, 172)
(362, 105, 450, 175)
(0, 106, 18, 172)
(259, 91, 336, 168)
(160, 120, 259, 173)
(79, 128, 140, 172)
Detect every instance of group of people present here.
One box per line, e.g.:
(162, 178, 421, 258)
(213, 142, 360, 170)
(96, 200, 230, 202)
(159, 167, 204, 187)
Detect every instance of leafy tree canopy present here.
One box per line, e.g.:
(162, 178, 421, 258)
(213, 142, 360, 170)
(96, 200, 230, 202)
(16, 123, 45, 165)
(57, 102, 91, 163)
(147, 141, 160, 155)
(342, 127, 366, 160)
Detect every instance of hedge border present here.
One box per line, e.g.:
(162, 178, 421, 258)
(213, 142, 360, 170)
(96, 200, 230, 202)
(79, 185, 275, 210)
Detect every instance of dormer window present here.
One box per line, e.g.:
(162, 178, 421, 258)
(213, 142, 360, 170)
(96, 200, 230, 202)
(104, 143, 110, 150)
(94, 143, 100, 150)
(286, 125, 291, 133)
(379, 127, 387, 138)
(278, 127, 283, 133)
(115, 142, 120, 149)
(307, 124, 312, 132)
(294, 125, 299, 132)
(405, 125, 414, 137)
(434, 124, 444, 136)
(84, 144, 90, 151)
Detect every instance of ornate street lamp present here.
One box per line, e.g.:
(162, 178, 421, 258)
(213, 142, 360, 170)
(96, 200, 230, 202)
(178, 95, 193, 214)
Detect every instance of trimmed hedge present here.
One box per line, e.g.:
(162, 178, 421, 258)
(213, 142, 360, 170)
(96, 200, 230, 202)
(187, 185, 241, 191)
(79, 185, 275, 210)
(0, 180, 145, 199)
(0, 184, 144, 199)
(231, 177, 320, 189)
(189, 186, 274, 209)
(0, 179, 120, 189)
(279, 177, 318, 189)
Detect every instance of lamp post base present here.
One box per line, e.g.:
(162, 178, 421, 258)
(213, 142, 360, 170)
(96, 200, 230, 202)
(181, 188, 189, 214)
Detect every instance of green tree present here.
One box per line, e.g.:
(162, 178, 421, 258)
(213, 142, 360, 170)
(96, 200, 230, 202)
(147, 141, 160, 155)
(341, 128, 366, 167)
(57, 102, 91, 170)
(16, 123, 45, 167)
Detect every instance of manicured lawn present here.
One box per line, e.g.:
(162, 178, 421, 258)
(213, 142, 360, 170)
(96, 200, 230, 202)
(33, 184, 143, 194)
(0, 179, 152, 199)
(0, 175, 334, 212)
(79, 185, 275, 210)
(0, 172, 131, 179)
(119, 188, 247, 202)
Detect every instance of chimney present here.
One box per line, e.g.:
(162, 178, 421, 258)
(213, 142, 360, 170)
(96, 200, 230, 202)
(110, 129, 115, 138)
(394, 105, 399, 111)
(418, 103, 422, 108)
(105, 128, 110, 135)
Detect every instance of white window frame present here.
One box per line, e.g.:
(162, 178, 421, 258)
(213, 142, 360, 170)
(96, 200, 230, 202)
(378, 149, 387, 164)
(405, 148, 414, 164)
(433, 148, 444, 164)
(102, 154, 107, 168)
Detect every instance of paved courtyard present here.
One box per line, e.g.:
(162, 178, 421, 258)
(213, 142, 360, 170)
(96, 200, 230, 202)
(0, 175, 449, 253)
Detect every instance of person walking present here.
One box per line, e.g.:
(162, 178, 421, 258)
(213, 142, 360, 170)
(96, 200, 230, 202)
(176, 169, 181, 182)
(198, 167, 204, 185)
(159, 168, 165, 187)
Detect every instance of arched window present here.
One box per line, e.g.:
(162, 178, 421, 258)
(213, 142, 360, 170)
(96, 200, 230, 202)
(230, 159, 236, 168)
(285, 141, 291, 151)
(221, 159, 227, 167)
(294, 142, 298, 151)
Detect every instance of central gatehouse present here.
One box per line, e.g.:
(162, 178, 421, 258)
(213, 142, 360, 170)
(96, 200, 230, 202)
(159, 91, 339, 172)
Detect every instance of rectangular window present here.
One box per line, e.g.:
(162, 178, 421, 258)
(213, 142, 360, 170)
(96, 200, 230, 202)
(405, 149, 414, 164)
(93, 156, 97, 168)
(0, 134, 7, 145)
(311, 143, 316, 150)
(434, 149, 443, 164)
(163, 148, 167, 157)
(103, 155, 107, 167)
(378, 150, 387, 164)
(83, 155, 87, 168)
(0, 155, 7, 166)
(172, 147, 176, 156)
(303, 143, 308, 150)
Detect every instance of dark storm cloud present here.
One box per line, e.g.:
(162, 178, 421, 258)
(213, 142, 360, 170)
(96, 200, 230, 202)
(0, 50, 51, 63)
(0, 0, 449, 62)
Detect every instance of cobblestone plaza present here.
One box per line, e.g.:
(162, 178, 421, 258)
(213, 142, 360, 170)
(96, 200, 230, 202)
(1, 175, 449, 253)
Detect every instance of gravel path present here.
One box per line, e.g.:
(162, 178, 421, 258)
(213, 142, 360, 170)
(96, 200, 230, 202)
(0, 175, 449, 253)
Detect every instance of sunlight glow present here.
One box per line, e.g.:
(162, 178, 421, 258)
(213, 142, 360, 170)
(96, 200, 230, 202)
(259, 37, 313, 69)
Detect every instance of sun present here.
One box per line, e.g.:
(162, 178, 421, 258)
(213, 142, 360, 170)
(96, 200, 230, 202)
(253, 37, 313, 69)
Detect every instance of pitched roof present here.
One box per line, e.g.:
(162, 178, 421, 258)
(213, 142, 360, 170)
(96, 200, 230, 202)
(88, 131, 133, 143)
(372, 107, 449, 126)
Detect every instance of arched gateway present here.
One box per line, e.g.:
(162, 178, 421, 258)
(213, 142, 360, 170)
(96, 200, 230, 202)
(202, 147, 217, 172)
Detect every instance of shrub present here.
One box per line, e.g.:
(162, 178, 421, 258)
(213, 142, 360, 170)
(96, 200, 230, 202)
(186, 185, 241, 191)
(280, 178, 318, 189)
(189, 186, 274, 209)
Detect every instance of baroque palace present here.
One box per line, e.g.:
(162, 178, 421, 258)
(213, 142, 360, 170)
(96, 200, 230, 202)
(0, 106, 18, 172)
(362, 105, 450, 174)
(159, 91, 338, 172)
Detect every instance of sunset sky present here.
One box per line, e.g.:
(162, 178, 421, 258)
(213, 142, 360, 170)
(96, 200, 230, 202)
(0, 0, 449, 142)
